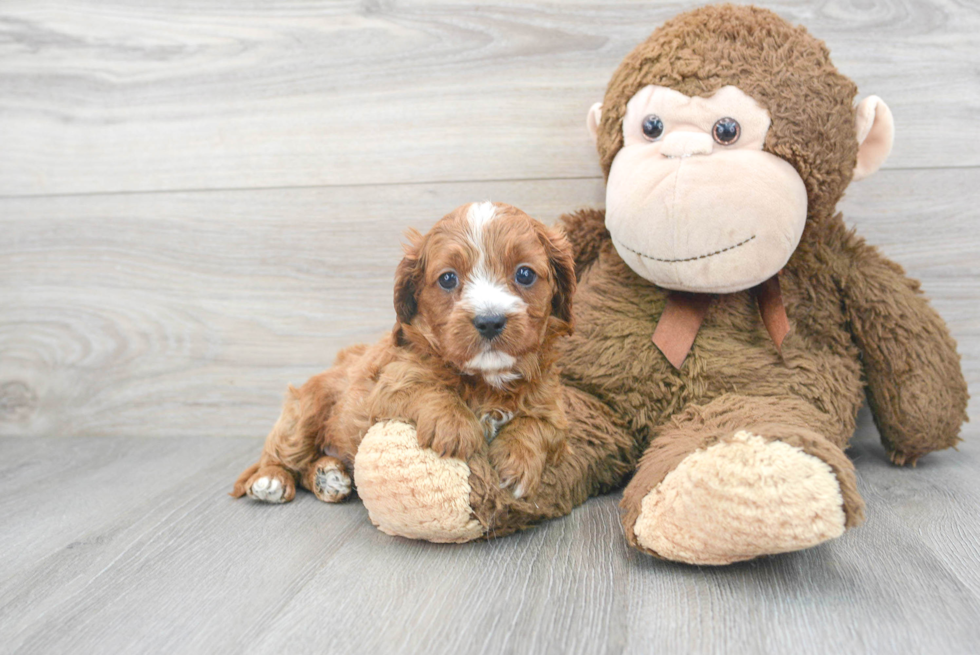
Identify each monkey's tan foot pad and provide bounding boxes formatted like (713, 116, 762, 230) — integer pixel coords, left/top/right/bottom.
(633, 431, 847, 565)
(354, 421, 483, 543)
(307, 456, 352, 503)
(246, 467, 296, 504)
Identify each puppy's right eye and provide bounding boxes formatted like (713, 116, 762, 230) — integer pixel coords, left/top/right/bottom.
(437, 271, 458, 290)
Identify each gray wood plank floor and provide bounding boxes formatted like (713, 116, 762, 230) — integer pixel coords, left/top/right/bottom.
(2, 0, 979, 653)
(2, 411, 980, 655)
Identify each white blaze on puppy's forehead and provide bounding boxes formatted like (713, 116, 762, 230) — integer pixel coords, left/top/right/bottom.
(466, 201, 497, 238)
(463, 276, 526, 316)
(465, 201, 499, 259)
(461, 200, 527, 316)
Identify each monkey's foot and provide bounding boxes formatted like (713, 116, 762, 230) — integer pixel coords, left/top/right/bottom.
(631, 431, 848, 565)
(354, 421, 483, 543)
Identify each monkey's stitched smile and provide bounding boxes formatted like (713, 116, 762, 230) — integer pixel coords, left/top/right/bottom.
(613, 234, 757, 263)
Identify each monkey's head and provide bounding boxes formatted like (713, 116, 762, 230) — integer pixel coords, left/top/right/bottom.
(589, 5, 894, 294)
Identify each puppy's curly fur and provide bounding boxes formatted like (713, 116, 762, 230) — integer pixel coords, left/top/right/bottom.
(232, 202, 576, 503)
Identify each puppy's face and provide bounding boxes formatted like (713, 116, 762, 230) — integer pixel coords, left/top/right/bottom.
(394, 202, 575, 386)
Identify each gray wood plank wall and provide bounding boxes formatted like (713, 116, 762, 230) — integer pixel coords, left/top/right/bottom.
(2, 0, 977, 439)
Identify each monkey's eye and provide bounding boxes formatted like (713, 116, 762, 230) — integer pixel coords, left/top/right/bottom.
(712, 117, 740, 145)
(437, 271, 458, 290)
(515, 266, 537, 287)
(641, 115, 664, 141)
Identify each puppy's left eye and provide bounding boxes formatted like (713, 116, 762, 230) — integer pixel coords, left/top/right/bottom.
(515, 266, 537, 287)
(437, 271, 458, 290)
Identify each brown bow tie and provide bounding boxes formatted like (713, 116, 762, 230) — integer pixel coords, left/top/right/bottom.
(651, 275, 790, 369)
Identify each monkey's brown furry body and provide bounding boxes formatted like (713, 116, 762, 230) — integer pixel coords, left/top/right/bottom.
(558, 205, 963, 548)
(353, 5, 968, 564)
(460, 205, 967, 550)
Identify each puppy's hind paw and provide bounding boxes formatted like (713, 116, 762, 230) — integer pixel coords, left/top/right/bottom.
(242, 466, 296, 504)
(249, 476, 285, 503)
(304, 456, 352, 503)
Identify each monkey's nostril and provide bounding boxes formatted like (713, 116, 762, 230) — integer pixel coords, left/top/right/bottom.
(473, 314, 507, 339)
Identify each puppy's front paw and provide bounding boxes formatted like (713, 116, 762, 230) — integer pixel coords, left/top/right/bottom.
(416, 412, 484, 460)
(489, 440, 545, 500)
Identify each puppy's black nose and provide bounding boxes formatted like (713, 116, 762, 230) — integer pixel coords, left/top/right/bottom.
(473, 314, 507, 339)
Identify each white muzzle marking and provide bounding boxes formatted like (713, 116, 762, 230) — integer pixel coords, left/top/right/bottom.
(460, 200, 523, 389)
(466, 350, 517, 371)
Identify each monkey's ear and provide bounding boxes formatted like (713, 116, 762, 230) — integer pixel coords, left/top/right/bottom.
(853, 96, 894, 181)
(393, 229, 424, 326)
(586, 102, 602, 144)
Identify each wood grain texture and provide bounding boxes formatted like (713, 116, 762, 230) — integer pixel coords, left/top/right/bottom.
(1, 425, 979, 655)
(0, 0, 978, 196)
(0, 178, 603, 438)
(2, 169, 978, 439)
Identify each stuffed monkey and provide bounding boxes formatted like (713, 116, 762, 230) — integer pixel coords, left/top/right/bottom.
(353, 4, 968, 565)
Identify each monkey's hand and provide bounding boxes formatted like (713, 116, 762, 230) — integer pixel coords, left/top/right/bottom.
(842, 235, 968, 465)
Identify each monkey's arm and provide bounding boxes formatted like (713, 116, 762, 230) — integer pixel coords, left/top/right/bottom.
(558, 208, 609, 276)
(841, 234, 968, 465)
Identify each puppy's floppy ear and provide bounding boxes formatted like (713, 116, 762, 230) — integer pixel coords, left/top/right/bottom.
(394, 228, 424, 326)
(539, 224, 576, 327)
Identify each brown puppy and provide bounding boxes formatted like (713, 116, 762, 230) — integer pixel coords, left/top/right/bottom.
(232, 201, 575, 504)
